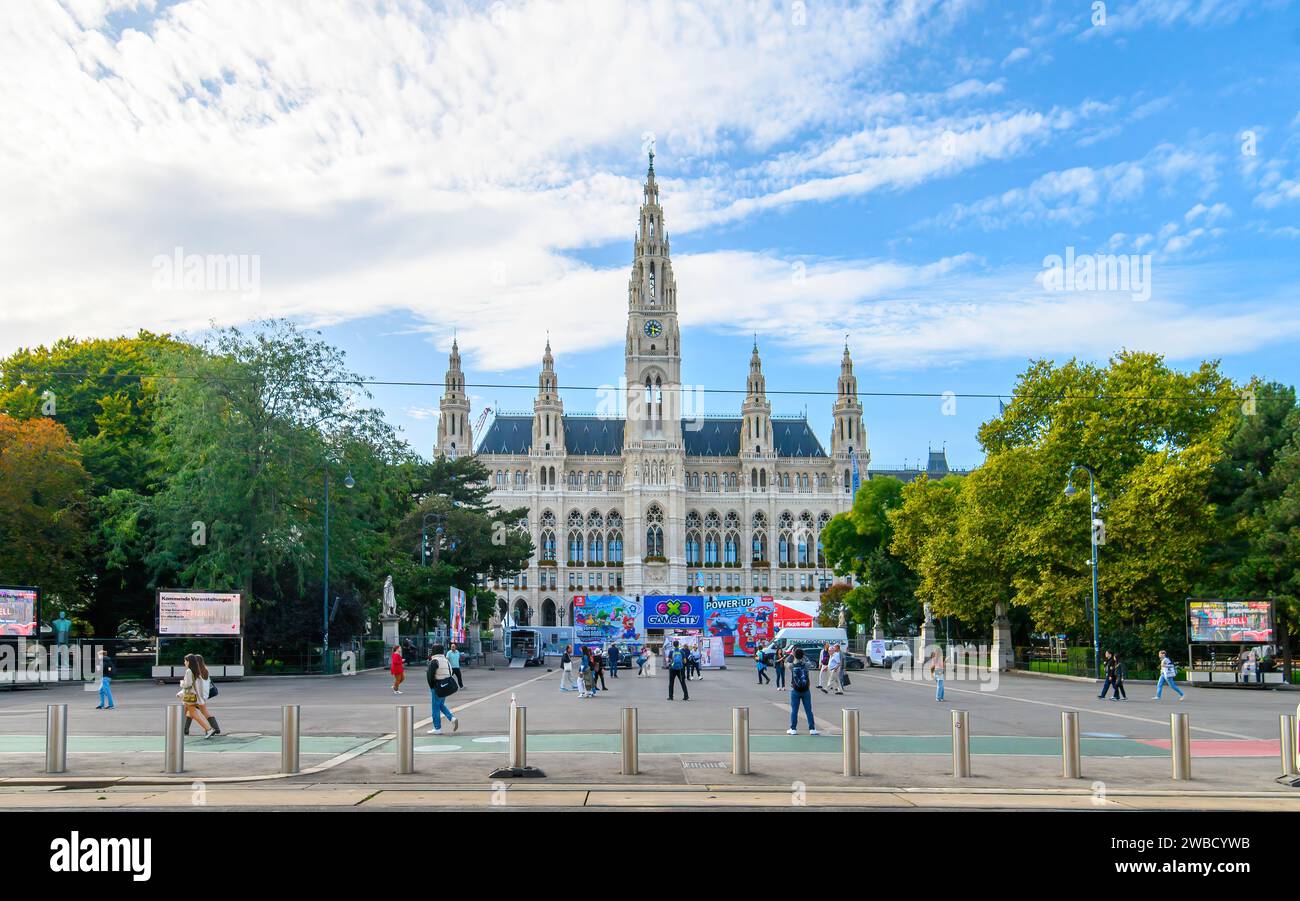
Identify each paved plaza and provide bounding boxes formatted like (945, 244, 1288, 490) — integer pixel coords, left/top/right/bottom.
(1, 662, 1297, 809)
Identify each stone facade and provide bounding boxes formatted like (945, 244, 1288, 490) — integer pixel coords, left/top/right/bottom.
(436, 156, 868, 626)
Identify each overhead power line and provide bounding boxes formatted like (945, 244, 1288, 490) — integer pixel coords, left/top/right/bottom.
(6, 368, 1248, 405)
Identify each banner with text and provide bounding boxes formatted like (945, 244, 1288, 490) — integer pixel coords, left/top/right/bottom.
(572, 595, 643, 651)
(0, 586, 39, 637)
(643, 594, 704, 630)
(450, 587, 467, 644)
(704, 595, 776, 657)
(157, 590, 242, 637)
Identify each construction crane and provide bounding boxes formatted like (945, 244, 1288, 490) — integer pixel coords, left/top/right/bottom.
(472, 405, 493, 439)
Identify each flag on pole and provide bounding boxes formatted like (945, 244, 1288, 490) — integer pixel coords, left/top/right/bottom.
(849, 447, 861, 498)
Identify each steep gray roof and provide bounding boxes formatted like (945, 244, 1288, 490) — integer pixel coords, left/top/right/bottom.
(476, 415, 827, 458)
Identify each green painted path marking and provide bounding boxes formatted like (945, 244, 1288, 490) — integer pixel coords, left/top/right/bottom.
(0, 735, 364, 754)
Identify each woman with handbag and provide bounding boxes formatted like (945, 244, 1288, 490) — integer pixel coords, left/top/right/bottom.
(426, 645, 460, 734)
(178, 654, 215, 738)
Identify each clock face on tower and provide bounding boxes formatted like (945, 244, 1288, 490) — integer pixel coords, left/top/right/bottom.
(643, 319, 663, 338)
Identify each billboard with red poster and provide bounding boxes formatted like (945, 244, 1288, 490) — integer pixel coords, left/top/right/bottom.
(773, 599, 817, 630)
(705, 595, 776, 656)
(0, 585, 39, 637)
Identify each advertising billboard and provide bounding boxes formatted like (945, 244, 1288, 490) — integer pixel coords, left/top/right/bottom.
(643, 594, 704, 630)
(449, 587, 467, 644)
(572, 595, 643, 651)
(1187, 598, 1274, 644)
(0, 586, 39, 637)
(157, 590, 242, 636)
(773, 599, 817, 630)
(705, 595, 776, 657)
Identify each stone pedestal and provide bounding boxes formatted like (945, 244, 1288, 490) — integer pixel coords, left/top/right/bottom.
(991, 610, 1014, 671)
(380, 613, 400, 651)
(871, 614, 884, 641)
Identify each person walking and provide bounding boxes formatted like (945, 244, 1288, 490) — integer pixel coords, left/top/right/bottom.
(755, 647, 770, 684)
(826, 644, 844, 695)
(666, 640, 690, 701)
(559, 645, 577, 692)
(817, 643, 831, 692)
(592, 647, 608, 691)
(191, 654, 221, 736)
(390, 645, 405, 694)
(608, 642, 621, 678)
(931, 649, 946, 701)
(95, 649, 116, 710)
(689, 646, 702, 680)
(1098, 651, 1117, 699)
(426, 645, 461, 733)
(1153, 650, 1185, 701)
(1112, 654, 1127, 700)
(178, 654, 214, 738)
(635, 646, 648, 677)
(785, 647, 819, 735)
(446, 643, 464, 689)
(579, 647, 596, 698)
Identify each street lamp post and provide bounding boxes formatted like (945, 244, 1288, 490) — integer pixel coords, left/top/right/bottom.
(324, 464, 356, 674)
(1065, 464, 1101, 679)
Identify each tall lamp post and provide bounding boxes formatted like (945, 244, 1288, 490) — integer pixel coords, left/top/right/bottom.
(324, 464, 356, 674)
(1064, 464, 1101, 678)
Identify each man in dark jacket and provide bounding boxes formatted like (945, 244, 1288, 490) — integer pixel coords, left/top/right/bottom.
(608, 643, 620, 678)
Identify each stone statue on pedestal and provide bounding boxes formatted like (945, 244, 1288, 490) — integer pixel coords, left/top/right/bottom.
(871, 608, 884, 640)
(991, 598, 1014, 671)
(380, 575, 400, 649)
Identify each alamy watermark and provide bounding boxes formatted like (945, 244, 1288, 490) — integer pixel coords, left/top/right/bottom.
(0, 640, 104, 684)
(1041, 247, 1152, 302)
(152, 246, 260, 301)
(891, 643, 1001, 692)
(595, 376, 707, 431)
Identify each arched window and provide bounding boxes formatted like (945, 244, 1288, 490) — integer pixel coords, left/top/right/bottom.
(760, 469, 767, 489)
(844, 469, 851, 493)
(751, 468, 758, 489)
(567, 510, 584, 563)
(645, 504, 664, 558)
(817, 511, 830, 566)
(751, 511, 768, 562)
(607, 511, 624, 564)
(540, 510, 557, 561)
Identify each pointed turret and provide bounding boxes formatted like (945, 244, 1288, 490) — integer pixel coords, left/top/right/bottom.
(741, 337, 772, 458)
(435, 336, 472, 458)
(532, 337, 565, 455)
(831, 340, 867, 463)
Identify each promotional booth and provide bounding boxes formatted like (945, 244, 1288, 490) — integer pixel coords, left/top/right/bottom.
(1185, 597, 1283, 686)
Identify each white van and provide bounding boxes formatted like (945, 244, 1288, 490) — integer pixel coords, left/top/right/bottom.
(769, 627, 850, 655)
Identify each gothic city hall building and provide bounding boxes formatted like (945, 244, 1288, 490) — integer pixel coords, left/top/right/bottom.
(435, 157, 868, 628)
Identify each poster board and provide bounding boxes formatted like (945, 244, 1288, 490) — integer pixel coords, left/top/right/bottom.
(157, 590, 242, 636)
(449, 587, 467, 644)
(572, 594, 643, 652)
(705, 595, 776, 656)
(0, 585, 39, 637)
(1187, 598, 1274, 644)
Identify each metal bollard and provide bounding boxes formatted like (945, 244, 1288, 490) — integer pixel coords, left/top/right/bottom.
(1061, 710, 1081, 779)
(952, 709, 970, 778)
(1280, 714, 1297, 777)
(1170, 712, 1192, 781)
(281, 705, 300, 774)
(620, 707, 639, 775)
(397, 705, 415, 774)
(509, 704, 527, 769)
(164, 704, 185, 774)
(732, 707, 751, 775)
(842, 708, 861, 777)
(45, 704, 67, 774)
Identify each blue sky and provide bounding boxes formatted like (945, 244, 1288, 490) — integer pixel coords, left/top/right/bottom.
(3, 0, 1298, 468)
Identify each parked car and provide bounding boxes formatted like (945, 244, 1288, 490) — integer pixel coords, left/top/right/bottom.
(867, 640, 913, 668)
(843, 651, 866, 671)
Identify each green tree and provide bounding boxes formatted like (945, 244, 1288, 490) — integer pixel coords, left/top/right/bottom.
(0, 414, 90, 605)
(822, 476, 920, 634)
(892, 352, 1237, 656)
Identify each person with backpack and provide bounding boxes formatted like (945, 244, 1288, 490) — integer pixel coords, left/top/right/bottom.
(426, 644, 460, 733)
(1153, 650, 1185, 701)
(786, 647, 819, 735)
(390, 645, 405, 695)
(94, 649, 116, 710)
(755, 646, 770, 684)
(667, 640, 689, 701)
(577, 647, 594, 698)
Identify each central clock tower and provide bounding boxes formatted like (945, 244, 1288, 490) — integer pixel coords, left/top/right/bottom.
(624, 150, 683, 449)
